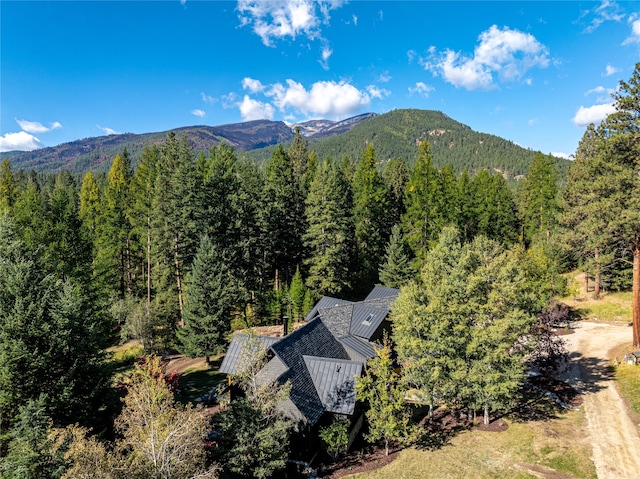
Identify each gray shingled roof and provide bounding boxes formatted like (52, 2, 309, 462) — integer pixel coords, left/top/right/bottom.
(318, 303, 354, 338)
(255, 356, 289, 387)
(338, 335, 377, 362)
(303, 356, 362, 415)
(365, 285, 400, 301)
(219, 334, 280, 375)
(304, 296, 352, 322)
(271, 318, 350, 425)
(349, 303, 390, 340)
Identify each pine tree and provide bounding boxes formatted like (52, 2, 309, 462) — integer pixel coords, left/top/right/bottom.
(78, 171, 101, 239)
(559, 63, 640, 346)
(179, 235, 237, 364)
(0, 158, 17, 212)
(353, 144, 389, 289)
(471, 170, 519, 244)
(97, 151, 134, 297)
(401, 140, 439, 264)
(128, 145, 160, 307)
(382, 157, 409, 233)
(520, 152, 560, 246)
(303, 159, 355, 296)
(379, 224, 414, 288)
(288, 266, 307, 321)
(263, 144, 304, 289)
(0, 214, 110, 429)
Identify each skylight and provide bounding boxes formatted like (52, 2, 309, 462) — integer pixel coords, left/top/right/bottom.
(362, 313, 374, 325)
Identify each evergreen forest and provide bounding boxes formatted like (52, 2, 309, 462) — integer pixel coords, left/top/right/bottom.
(0, 63, 639, 479)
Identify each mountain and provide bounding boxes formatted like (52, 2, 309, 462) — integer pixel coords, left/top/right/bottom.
(246, 109, 570, 180)
(292, 113, 378, 139)
(2, 115, 373, 173)
(2, 109, 570, 179)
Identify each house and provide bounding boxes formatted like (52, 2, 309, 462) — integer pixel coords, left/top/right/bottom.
(218, 285, 400, 428)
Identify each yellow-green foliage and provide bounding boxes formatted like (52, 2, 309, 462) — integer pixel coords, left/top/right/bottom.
(108, 341, 143, 367)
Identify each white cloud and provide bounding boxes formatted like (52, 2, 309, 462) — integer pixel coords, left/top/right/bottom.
(242, 77, 266, 93)
(623, 15, 640, 45)
(201, 92, 216, 104)
(237, 0, 345, 46)
(222, 92, 239, 109)
(528, 118, 538, 126)
(15, 118, 62, 134)
(239, 95, 275, 121)
(424, 25, 549, 91)
(583, 0, 624, 33)
(604, 64, 620, 76)
(0, 131, 44, 152)
(352, 14, 358, 26)
(551, 152, 573, 160)
(378, 71, 391, 83)
(585, 85, 607, 96)
(97, 125, 119, 135)
(572, 103, 616, 127)
(584, 85, 615, 103)
(266, 79, 373, 119)
(319, 45, 333, 70)
(191, 109, 206, 118)
(408, 82, 435, 98)
(366, 85, 390, 99)
(407, 49, 417, 63)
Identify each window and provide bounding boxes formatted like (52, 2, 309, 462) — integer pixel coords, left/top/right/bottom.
(362, 313, 374, 325)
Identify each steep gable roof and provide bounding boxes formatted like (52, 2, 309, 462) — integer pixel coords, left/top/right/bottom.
(303, 356, 362, 415)
(364, 285, 400, 301)
(270, 318, 350, 425)
(219, 334, 280, 375)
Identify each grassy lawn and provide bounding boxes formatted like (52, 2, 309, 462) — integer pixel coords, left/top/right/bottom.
(347, 410, 596, 479)
(615, 363, 640, 416)
(175, 356, 226, 404)
(609, 342, 640, 417)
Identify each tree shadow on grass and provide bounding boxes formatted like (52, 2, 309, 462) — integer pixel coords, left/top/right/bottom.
(413, 408, 473, 451)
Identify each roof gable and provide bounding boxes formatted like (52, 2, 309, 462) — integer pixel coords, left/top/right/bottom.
(364, 285, 400, 301)
(270, 318, 351, 424)
(303, 356, 362, 415)
(219, 334, 280, 375)
(304, 295, 353, 323)
(349, 303, 390, 340)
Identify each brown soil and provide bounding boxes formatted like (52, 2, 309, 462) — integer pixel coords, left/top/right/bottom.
(163, 354, 207, 374)
(320, 446, 400, 478)
(475, 418, 509, 432)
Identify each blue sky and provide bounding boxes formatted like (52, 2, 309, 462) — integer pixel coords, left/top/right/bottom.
(2, 1, 640, 158)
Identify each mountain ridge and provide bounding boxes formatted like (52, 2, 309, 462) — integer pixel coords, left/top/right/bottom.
(2, 109, 570, 178)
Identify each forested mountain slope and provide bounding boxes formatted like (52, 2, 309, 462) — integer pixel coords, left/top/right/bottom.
(246, 109, 570, 179)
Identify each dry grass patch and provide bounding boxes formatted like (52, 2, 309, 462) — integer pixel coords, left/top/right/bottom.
(560, 272, 632, 324)
(345, 410, 595, 479)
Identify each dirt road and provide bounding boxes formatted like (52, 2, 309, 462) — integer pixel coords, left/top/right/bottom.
(561, 321, 640, 479)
